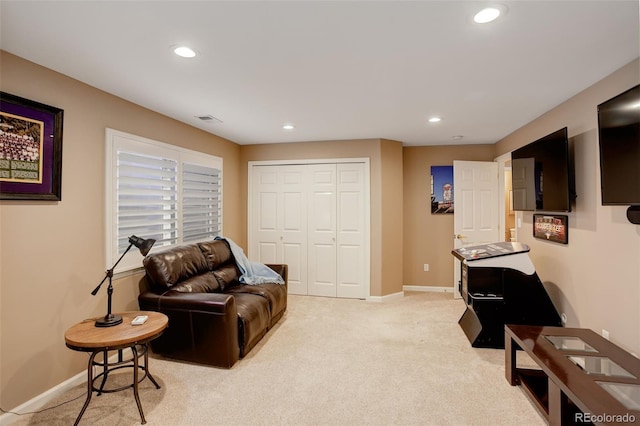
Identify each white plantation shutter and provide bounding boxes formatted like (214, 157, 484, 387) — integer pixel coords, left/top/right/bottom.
(117, 152, 178, 252)
(106, 129, 223, 272)
(182, 163, 222, 243)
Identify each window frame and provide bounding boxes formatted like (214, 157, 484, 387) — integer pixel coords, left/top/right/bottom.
(105, 128, 223, 273)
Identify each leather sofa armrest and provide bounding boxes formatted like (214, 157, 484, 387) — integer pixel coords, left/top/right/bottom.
(140, 290, 235, 314)
(138, 285, 240, 368)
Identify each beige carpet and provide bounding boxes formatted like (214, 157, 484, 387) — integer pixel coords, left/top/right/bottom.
(11, 292, 544, 426)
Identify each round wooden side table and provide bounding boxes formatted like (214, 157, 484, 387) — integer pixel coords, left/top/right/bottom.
(64, 311, 168, 425)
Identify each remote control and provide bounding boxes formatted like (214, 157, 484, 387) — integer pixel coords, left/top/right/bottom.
(131, 315, 148, 325)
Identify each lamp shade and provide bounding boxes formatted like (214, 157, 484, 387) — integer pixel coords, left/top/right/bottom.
(128, 235, 156, 256)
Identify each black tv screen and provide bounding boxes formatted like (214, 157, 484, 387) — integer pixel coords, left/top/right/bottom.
(598, 84, 640, 206)
(511, 127, 575, 212)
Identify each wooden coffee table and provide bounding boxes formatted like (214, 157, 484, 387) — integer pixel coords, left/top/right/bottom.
(65, 311, 168, 425)
(505, 324, 640, 425)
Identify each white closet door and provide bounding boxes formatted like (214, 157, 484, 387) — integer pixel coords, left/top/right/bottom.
(280, 166, 307, 295)
(307, 164, 337, 297)
(252, 166, 279, 263)
(250, 161, 367, 299)
(252, 165, 307, 295)
(336, 163, 366, 299)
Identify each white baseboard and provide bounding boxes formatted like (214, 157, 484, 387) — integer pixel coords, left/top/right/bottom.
(367, 286, 454, 302)
(0, 350, 132, 425)
(403, 285, 454, 293)
(0, 369, 86, 425)
(367, 291, 404, 302)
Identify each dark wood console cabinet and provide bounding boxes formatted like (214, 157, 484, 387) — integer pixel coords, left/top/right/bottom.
(505, 325, 640, 425)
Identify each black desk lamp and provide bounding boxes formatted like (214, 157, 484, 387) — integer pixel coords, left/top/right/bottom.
(91, 235, 156, 327)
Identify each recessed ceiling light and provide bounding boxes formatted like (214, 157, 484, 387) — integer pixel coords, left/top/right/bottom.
(173, 46, 197, 58)
(452, 135, 464, 140)
(428, 117, 442, 123)
(282, 123, 295, 130)
(474, 8, 500, 24)
(473, 3, 509, 24)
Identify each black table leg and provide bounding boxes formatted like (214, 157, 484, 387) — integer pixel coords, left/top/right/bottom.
(74, 351, 98, 426)
(96, 349, 109, 395)
(142, 344, 161, 389)
(131, 345, 146, 424)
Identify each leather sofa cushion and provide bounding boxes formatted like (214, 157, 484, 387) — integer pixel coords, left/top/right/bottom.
(143, 244, 210, 291)
(212, 264, 240, 291)
(171, 273, 220, 293)
(198, 240, 234, 269)
(199, 240, 240, 290)
(226, 283, 287, 319)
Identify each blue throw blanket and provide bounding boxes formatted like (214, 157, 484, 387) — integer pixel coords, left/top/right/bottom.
(215, 237, 285, 285)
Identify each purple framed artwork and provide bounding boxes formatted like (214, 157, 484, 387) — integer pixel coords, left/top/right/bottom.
(0, 92, 63, 200)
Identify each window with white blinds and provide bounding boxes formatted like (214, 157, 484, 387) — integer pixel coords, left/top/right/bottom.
(106, 129, 223, 273)
(182, 162, 222, 243)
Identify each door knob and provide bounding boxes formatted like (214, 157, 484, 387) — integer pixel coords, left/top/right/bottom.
(454, 234, 467, 239)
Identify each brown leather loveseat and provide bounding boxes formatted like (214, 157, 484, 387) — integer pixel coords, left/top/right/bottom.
(138, 238, 287, 368)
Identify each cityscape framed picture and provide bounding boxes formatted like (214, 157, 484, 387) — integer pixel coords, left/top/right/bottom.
(430, 165, 453, 214)
(0, 92, 64, 200)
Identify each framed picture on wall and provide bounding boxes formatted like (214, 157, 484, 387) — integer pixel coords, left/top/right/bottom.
(533, 214, 568, 244)
(0, 92, 64, 200)
(430, 165, 454, 214)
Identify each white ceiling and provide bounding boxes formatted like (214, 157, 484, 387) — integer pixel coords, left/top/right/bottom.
(1, 1, 638, 146)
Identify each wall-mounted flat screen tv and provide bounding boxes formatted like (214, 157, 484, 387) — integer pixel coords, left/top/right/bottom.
(597, 84, 640, 206)
(511, 127, 575, 212)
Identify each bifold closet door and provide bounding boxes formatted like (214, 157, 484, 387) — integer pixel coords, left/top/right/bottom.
(251, 162, 366, 299)
(307, 164, 337, 297)
(252, 165, 307, 295)
(335, 163, 366, 299)
(306, 163, 366, 298)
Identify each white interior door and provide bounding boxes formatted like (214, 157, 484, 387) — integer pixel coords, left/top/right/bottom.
(453, 160, 501, 298)
(250, 160, 369, 299)
(336, 163, 366, 299)
(252, 165, 307, 295)
(252, 166, 279, 263)
(281, 166, 307, 295)
(308, 164, 337, 297)
(306, 163, 366, 298)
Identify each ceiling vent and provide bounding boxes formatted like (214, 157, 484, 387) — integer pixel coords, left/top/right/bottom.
(195, 115, 223, 124)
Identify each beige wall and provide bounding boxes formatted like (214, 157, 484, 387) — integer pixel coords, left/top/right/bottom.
(379, 139, 404, 295)
(402, 145, 495, 287)
(0, 52, 242, 410)
(239, 138, 405, 297)
(495, 58, 640, 355)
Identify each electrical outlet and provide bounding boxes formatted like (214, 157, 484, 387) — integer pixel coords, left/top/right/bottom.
(602, 329, 610, 340)
(423, 263, 429, 272)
